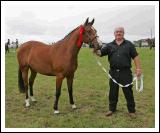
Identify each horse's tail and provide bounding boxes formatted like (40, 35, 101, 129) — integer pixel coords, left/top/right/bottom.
(18, 68, 25, 93)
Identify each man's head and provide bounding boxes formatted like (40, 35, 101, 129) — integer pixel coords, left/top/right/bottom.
(114, 27, 125, 41)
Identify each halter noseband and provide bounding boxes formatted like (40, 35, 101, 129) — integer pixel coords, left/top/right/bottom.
(89, 35, 99, 43)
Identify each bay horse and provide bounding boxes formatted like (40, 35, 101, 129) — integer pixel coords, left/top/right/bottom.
(17, 18, 102, 114)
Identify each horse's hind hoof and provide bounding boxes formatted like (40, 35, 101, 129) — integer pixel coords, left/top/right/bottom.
(25, 103, 30, 108)
(30, 96, 37, 102)
(25, 99, 30, 107)
(71, 104, 77, 110)
(54, 110, 60, 114)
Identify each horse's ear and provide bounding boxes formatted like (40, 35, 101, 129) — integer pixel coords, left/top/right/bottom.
(90, 18, 95, 26)
(84, 17, 89, 26)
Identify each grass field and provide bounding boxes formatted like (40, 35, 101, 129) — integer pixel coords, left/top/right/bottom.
(5, 48, 155, 128)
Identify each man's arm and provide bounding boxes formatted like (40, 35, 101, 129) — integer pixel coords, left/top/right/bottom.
(133, 55, 142, 77)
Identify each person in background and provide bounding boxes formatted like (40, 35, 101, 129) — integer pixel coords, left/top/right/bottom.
(15, 39, 19, 49)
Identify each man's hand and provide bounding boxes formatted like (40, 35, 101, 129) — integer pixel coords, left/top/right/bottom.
(93, 49, 101, 56)
(134, 56, 142, 77)
(135, 69, 142, 77)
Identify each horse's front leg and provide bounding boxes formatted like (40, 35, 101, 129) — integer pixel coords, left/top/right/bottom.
(67, 74, 77, 109)
(53, 74, 64, 114)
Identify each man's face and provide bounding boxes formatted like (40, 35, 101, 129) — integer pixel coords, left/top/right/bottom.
(114, 28, 124, 41)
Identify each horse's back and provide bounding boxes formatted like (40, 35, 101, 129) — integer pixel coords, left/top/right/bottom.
(17, 41, 57, 75)
(17, 41, 49, 66)
(19, 40, 48, 49)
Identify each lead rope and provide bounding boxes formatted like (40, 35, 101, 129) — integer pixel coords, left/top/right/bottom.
(94, 55, 143, 92)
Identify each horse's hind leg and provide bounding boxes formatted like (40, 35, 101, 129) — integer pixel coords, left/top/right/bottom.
(29, 69, 37, 102)
(21, 67, 30, 107)
(53, 74, 64, 114)
(67, 74, 76, 109)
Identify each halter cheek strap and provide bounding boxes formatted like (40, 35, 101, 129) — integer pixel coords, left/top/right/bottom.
(77, 25, 85, 48)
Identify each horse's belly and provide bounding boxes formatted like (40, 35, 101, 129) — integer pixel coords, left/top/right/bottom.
(38, 69, 56, 76)
(29, 60, 56, 76)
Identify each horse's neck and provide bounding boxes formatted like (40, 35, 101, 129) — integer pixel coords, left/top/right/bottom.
(65, 29, 81, 57)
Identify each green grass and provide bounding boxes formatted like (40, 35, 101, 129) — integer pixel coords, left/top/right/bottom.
(5, 48, 155, 128)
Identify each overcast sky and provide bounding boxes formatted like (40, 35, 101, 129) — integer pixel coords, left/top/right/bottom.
(5, 2, 156, 44)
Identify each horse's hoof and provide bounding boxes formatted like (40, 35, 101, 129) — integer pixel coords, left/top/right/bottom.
(25, 104, 30, 107)
(25, 99, 30, 107)
(54, 110, 60, 114)
(71, 104, 77, 109)
(30, 96, 37, 102)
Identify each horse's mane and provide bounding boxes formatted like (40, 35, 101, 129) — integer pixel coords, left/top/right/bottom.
(56, 26, 80, 43)
(63, 26, 80, 40)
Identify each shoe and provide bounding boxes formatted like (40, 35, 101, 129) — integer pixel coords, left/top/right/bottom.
(105, 111, 113, 116)
(128, 113, 136, 118)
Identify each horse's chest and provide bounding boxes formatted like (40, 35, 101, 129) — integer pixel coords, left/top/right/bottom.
(67, 62, 77, 71)
(53, 56, 78, 76)
(65, 60, 78, 74)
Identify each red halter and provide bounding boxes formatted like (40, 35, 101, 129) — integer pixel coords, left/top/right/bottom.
(77, 25, 85, 48)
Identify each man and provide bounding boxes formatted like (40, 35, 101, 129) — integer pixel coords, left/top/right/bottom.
(94, 27, 142, 117)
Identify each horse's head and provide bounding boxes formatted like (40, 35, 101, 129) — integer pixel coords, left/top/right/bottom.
(82, 18, 102, 50)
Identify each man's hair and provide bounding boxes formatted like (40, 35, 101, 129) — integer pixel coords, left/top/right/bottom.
(114, 27, 125, 34)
